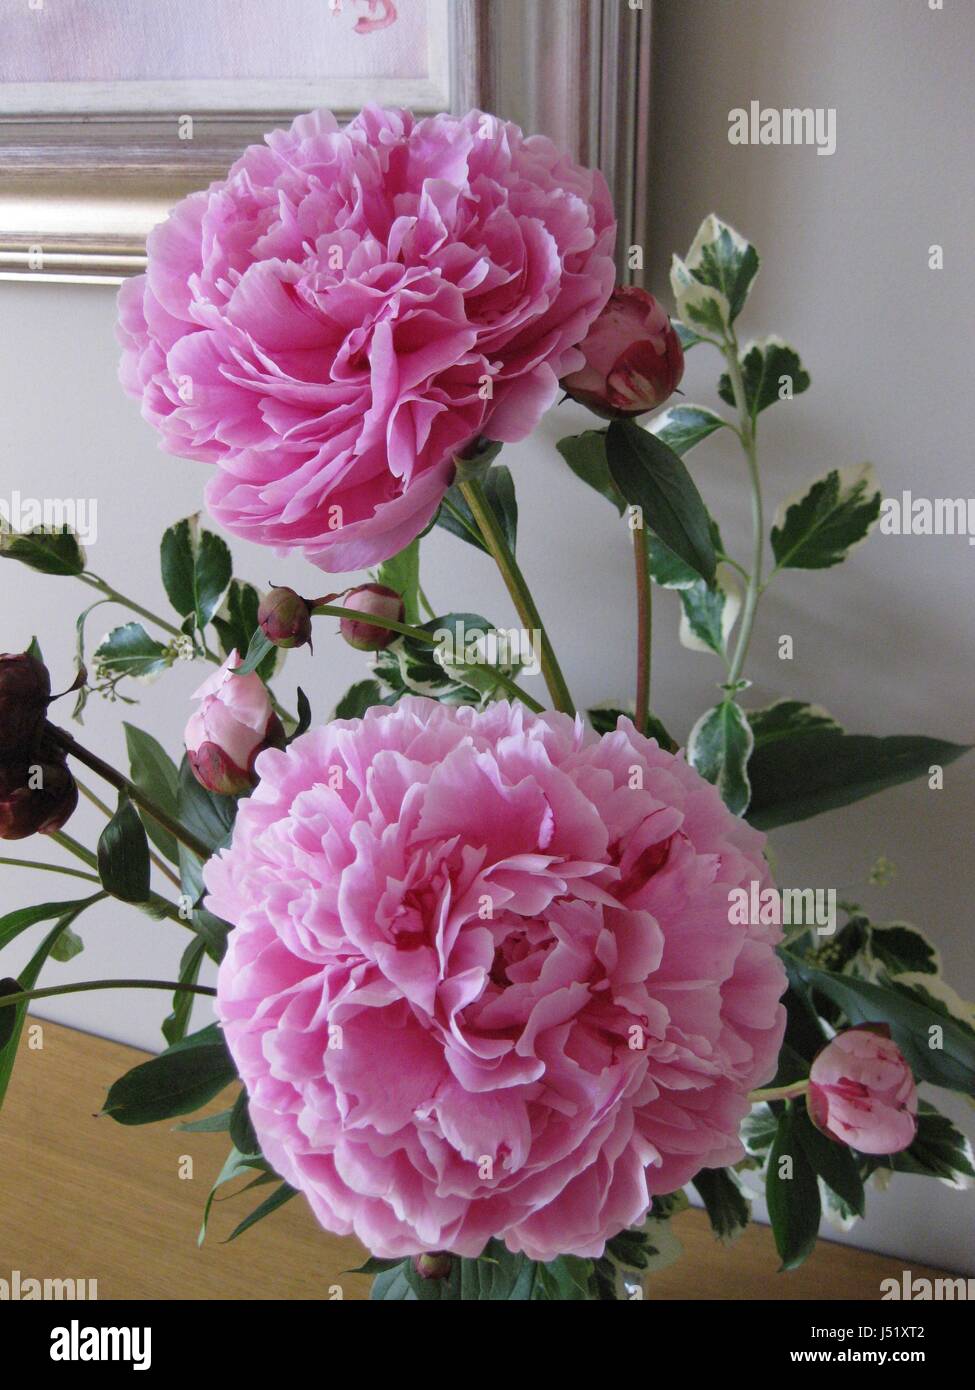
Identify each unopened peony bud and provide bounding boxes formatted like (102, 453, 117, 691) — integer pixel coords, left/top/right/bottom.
(561, 285, 684, 419)
(412, 1252, 452, 1281)
(258, 586, 313, 650)
(0, 651, 51, 754)
(808, 1025, 917, 1155)
(0, 756, 78, 840)
(185, 652, 284, 796)
(339, 584, 404, 651)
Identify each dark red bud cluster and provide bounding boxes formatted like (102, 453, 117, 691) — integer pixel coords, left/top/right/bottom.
(0, 652, 77, 840)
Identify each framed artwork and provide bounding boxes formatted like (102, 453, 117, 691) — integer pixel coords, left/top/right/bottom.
(0, 0, 650, 283)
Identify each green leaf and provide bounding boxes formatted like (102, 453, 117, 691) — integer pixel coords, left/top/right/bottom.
(678, 571, 741, 657)
(605, 418, 717, 583)
(0, 897, 100, 953)
(787, 957, 975, 1092)
(438, 465, 519, 551)
(770, 465, 882, 571)
(235, 627, 274, 676)
(882, 1102, 975, 1188)
(867, 922, 939, 979)
(371, 1263, 416, 1300)
(229, 1088, 259, 1158)
(0, 525, 86, 576)
(688, 699, 754, 815)
(718, 337, 810, 418)
(374, 613, 520, 707)
(176, 1107, 234, 1134)
(673, 320, 705, 351)
(747, 727, 969, 830)
(377, 538, 422, 626)
(533, 1255, 595, 1301)
(748, 699, 841, 749)
(766, 1106, 822, 1270)
(160, 515, 232, 633)
(0, 899, 103, 1110)
(556, 430, 625, 515)
(103, 1022, 238, 1126)
(648, 404, 728, 458)
(287, 688, 312, 745)
(48, 924, 84, 963)
(794, 1107, 866, 1217)
(587, 704, 631, 736)
(162, 934, 207, 1046)
(197, 1145, 269, 1245)
(212, 581, 279, 682)
(97, 794, 151, 904)
(123, 723, 180, 864)
(225, 1181, 297, 1242)
(671, 215, 759, 331)
(176, 756, 237, 852)
(93, 622, 170, 681)
(692, 1168, 751, 1244)
(742, 1103, 779, 1158)
(333, 680, 384, 720)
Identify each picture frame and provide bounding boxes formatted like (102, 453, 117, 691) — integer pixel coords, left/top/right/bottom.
(0, 0, 650, 285)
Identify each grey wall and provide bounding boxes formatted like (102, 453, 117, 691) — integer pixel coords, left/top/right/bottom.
(0, 0, 971, 1273)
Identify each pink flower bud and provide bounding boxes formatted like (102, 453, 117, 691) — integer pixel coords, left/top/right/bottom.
(0, 651, 51, 754)
(0, 755, 78, 840)
(807, 1025, 918, 1155)
(561, 285, 684, 419)
(185, 652, 283, 796)
(339, 584, 405, 651)
(258, 586, 313, 650)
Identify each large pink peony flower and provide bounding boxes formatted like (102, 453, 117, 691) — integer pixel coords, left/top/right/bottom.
(118, 107, 616, 571)
(207, 697, 785, 1260)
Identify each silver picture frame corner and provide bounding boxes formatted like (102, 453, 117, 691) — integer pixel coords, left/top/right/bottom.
(0, 0, 649, 286)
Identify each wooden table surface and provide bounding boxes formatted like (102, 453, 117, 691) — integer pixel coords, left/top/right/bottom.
(0, 1018, 948, 1301)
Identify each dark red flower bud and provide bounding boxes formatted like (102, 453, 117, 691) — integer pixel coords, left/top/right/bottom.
(561, 285, 684, 419)
(412, 1252, 452, 1281)
(0, 651, 51, 755)
(258, 587, 314, 650)
(339, 584, 405, 651)
(0, 755, 78, 840)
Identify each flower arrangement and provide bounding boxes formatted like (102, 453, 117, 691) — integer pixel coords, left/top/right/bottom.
(1, 107, 972, 1302)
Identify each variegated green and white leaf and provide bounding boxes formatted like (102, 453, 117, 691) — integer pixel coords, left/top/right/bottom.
(742, 1102, 778, 1159)
(670, 255, 729, 336)
(675, 215, 760, 329)
(747, 699, 841, 748)
(892, 973, 975, 1038)
(679, 568, 742, 657)
(771, 464, 882, 571)
(884, 1103, 975, 1190)
(718, 336, 810, 418)
(648, 404, 728, 458)
(94, 622, 172, 682)
(860, 921, 941, 982)
(688, 698, 754, 815)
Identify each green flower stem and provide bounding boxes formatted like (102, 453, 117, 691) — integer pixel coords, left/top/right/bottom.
(723, 330, 764, 687)
(311, 603, 546, 714)
(80, 573, 220, 662)
(48, 728, 212, 861)
(76, 778, 181, 889)
(50, 829, 98, 870)
(633, 524, 652, 733)
(748, 1079, 810, 1104)
(0, 856, 100, 884)
(457, 478, 575, 716)
(0, 978, 217, 1012)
